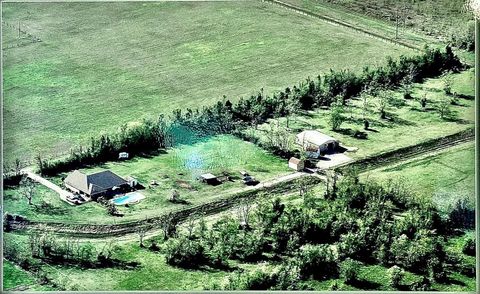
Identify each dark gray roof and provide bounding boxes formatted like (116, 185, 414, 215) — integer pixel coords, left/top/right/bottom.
(65, 170, 127, 195)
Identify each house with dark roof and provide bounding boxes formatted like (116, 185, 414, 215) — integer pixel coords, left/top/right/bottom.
(64, 170, 129, 199)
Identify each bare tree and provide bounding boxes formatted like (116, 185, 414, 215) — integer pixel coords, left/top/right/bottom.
(438, 96, 451, 119)
(137, 226, 150, 247)
(186, 217, 196, 239)
(377, 90, 390, 119)
(285, 96, 301, 129)
(20, 176, 35, 205)
(14, 158, 22, 176)
(237, 201, 252, 228)
(442, 73, 454, 95)
(159, 215, 177, 240)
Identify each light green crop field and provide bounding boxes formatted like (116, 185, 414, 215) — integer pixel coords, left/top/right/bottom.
(249, 69, 474, 159)
(2, 1, 414, 163)
(3, 135, 290, 223)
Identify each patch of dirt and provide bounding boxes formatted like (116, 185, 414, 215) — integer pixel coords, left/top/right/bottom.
(175, 180, 194, 190)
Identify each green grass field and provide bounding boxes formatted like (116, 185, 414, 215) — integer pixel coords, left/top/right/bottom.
(361, 142, 475, 209)
(4, 135, 290, 223)
(2, 1, 414, 163)
(3, 260, 35, 290)
(248, 69, 474, 159)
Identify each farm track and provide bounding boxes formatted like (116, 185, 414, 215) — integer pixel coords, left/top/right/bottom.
(5, 128, 474, 238)
(262, 0, 421, 51)
(336, 128, 475, 173)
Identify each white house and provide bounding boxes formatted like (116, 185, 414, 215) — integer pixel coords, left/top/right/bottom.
(296, 130, 339, 158)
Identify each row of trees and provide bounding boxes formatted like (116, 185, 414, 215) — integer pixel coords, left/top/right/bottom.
(28, 46, 463, 177)
(159, 173, 468, 290)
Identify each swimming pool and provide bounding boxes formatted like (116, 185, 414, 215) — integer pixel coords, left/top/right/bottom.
(112, 192, 145, 205)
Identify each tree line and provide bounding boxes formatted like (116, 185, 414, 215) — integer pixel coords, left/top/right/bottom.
(21, 46, 463, 177)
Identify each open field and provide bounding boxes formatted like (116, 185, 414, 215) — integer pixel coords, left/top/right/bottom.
(248, 69, 474, 159)
(4, 135, 290, 223)
(2, 1, 413, 163)
(361, 142, 475, 209)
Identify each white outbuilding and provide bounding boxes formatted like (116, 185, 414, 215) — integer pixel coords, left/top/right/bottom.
(288, 157, 305, 171)
(296, 130, 339, 158)
(118, 152, 129, 160)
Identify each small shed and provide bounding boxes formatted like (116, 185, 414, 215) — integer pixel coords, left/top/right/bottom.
(125, 176, 138, 188)
(119, 152, 129, 160)
(199, 173, 220, 185)
(289, 157, 305, 171)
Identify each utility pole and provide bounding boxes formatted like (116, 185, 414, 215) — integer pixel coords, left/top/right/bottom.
(18, 20, 21, 39)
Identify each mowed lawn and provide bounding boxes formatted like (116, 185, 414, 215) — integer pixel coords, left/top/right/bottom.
(4, 135, 291, 223)
(2, 1, 413, 162)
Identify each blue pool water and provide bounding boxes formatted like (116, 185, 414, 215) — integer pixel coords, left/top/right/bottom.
(112, 192, 145, 205)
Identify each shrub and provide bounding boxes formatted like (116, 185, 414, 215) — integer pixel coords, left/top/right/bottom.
(164, 237, 210, 268)
(448, 197, 475, 229)
(387, 265, 404, 289)
(353, 129, 368, 139)
(462, 238, 475, 256)
(294, 244, 338, 280)
(223, 263, 307, 291)
(339, 258, 361, 284)
(410, 276, 432, 291)
(223, 268, 277, 290)
(389, 233, 446, 276)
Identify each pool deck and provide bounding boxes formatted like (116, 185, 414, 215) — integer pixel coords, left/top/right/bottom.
(112, 192, 146, 205)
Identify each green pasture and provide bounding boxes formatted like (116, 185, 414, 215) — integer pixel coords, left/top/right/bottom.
(249, 69, 474, 159)
(2, 1, 413, 163)
(3, 135, 290, 223)
(361, 142, 475, 209)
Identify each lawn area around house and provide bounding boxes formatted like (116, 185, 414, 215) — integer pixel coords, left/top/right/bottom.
(4, 135, 291, 223)
(248, 69, 474, 160)
(2, 1, 414, 163)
